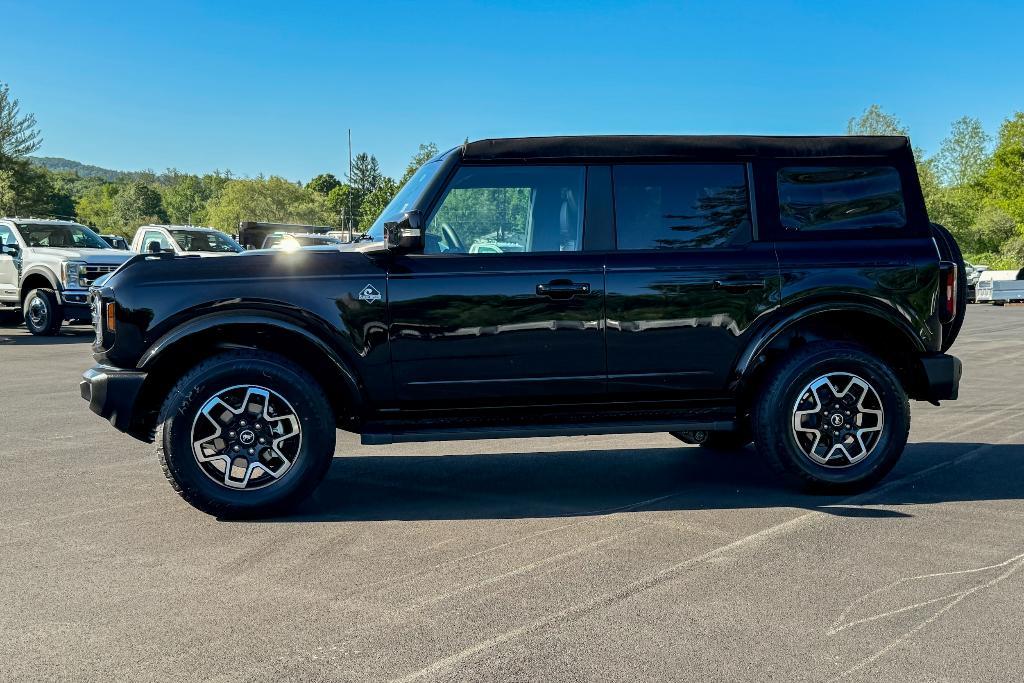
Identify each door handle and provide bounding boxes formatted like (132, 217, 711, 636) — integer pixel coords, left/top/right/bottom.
(537, 281, 591, 299)
(713, 279, 766, 292)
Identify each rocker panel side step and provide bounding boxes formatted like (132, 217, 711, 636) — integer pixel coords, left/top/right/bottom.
(360, 419, 735, 446)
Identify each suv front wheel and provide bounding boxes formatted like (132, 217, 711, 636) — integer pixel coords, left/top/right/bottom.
(155, 350, 336, 518)
(753, 342, 909, 493)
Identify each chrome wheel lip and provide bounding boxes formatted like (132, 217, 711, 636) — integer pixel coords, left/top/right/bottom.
(791, 372, 884, 469)
(190, 384, 302, 491)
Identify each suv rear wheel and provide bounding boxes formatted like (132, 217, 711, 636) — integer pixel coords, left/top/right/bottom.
(23, 288, 63, 336)
(155, 349, 336, 518)
(753, 342, 909, 492)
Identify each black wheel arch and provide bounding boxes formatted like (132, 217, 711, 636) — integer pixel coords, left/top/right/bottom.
(129, 312, 365, 442)
(734, 302, 933, 404)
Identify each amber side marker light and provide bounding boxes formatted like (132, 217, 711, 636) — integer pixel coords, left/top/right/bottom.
(104, 302, 117, 333)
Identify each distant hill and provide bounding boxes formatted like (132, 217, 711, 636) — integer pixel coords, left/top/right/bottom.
(29, 156, 127, 182)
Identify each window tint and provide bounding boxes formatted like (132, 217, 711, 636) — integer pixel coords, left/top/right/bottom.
(0, 225, 14, 247)
(425, 166, 584, 254)
(777, 166, 905, 232)
(613, 164, 751, 250)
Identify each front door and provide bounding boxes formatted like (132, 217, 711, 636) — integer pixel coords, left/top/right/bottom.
(0, 225, 20, 305)
(388, 164, 606, 407)
(603, 163, 781, 399)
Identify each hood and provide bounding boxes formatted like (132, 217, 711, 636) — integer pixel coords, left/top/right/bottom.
(30, 247, 134, 264)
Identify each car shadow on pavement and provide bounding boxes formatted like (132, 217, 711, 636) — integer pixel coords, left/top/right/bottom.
(0, 327, 93, 345)
(267, 441, 1024, 523)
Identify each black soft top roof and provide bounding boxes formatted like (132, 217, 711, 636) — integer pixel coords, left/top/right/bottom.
(461, 135, 912, 163)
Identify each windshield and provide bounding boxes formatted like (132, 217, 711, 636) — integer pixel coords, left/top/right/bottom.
(366, 158, 444, 241)
(17, 223, 110, 249)
(169, 230, 243, 253)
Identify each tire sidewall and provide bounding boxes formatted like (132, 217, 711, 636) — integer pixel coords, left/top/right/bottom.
(160, 355, 334, 515)
(23, 288, 60, 335)
(767, 347, 908, 487)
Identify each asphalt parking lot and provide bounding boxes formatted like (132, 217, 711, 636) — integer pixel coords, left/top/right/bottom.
(1, 306, 1023, 682)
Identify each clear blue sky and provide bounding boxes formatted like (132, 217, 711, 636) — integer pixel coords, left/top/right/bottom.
(4, 0, 1022, 182)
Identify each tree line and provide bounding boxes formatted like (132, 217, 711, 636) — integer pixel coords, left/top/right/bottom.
(2, 81, 1023, 267)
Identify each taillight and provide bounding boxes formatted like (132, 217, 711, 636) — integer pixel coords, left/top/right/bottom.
(939, 261, 957, 323)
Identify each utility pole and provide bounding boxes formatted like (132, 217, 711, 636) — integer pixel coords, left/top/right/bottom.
(347, 129, 354, 232)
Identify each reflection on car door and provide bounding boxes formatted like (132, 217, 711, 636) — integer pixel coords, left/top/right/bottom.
(388, 165, 607, 407)
(604, 163, 781, 399)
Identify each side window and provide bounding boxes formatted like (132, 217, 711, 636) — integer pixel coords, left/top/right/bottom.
(425, 166, 584, 254)
(0, 225, 14, 247)
(143, 230, 171, 252)
(777, 166, 905, 232)
(613, 164, 751, 250)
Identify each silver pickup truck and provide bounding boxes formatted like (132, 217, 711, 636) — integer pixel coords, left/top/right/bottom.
(0, 218, 133, 335)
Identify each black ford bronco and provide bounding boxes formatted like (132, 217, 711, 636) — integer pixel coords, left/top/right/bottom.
(81, 136, 964, 517)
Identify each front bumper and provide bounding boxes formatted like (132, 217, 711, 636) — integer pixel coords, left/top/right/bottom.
(80, 365, 147, 432)
(918, 353, 962, 402)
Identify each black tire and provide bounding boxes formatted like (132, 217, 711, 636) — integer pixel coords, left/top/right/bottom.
(22, 288, 63, 336)
(930, 223, 967, 352)
(155, 349, 336, 518)
(753, 342, 909, 493)
(669, 430, 751, 451)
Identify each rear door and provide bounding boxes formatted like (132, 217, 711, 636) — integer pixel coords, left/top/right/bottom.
(388, 164, 606, 407)
(604, 163, 781, 399)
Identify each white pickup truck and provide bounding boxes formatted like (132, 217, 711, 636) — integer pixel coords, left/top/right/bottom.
(976, 268, 1024, 305)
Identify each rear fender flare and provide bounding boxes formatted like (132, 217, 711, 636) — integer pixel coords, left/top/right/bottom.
(733, 301, 926, 386)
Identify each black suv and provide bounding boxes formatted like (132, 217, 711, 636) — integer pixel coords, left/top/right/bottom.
(81, 136, 964, 517)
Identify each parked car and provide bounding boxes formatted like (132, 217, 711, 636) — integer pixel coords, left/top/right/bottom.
(81, 135, 964, 517)
(131, 225, 243, 256)
(975, 268, 1024, 305)
(0, 218, 133, 335)
(237, 222, 334, 250)
(100, 234, 130, 250)
(261, 233, 347, 250)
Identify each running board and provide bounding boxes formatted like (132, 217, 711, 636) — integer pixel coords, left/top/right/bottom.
(360, 419, 734, 446)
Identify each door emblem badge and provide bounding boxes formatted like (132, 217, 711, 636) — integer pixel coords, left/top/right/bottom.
(358, 284, 382, 303)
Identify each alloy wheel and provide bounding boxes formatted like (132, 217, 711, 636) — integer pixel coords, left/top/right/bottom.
(791, 373, 884, 468)
(191, 385, 302, 490)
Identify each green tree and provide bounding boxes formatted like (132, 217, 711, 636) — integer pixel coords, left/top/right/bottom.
(323, 183, 357, 226)
(205, 176, 323, 233)
(163, 174, 210, 224)
(0, 82, 42, 160)
(111, 181, 167, 233)
(935, 116, 990, 187)
(983, 112, 1024, 227)
(400, 142, 439, 185)
(307, 172, 342, 196)
(76, 183, 122, 232)
(358, 176, 398, 229)
(348, 152, 382, 196)
(847, 104, 908, 136)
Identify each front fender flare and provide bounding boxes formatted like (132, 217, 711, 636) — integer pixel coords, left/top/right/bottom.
(137, 310, 363, 404)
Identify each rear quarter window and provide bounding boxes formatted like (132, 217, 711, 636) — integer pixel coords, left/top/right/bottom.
(777, 166, 905, 232)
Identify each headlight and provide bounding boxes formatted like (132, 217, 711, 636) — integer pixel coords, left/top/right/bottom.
(61, 261, 86, 288)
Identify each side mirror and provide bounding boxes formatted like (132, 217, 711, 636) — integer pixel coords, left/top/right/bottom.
(384, 211, 424, 252)
(1, 243, 19, 256)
